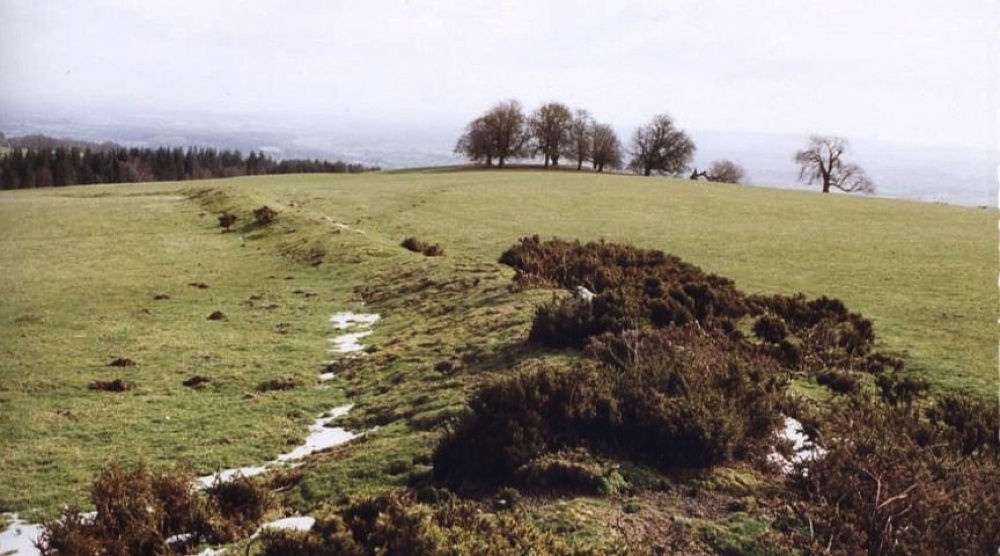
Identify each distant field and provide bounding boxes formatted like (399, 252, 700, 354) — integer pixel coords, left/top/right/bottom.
(0, 169, 995, 520)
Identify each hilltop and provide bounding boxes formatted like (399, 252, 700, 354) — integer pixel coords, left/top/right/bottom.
(0, 169, 995, 553)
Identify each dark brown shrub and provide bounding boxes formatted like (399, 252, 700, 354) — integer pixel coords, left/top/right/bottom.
(815, 369, 861, 395)
(256, 492, 575, 556)
(876, 373, 929, 407)
(752, 314, 789, 343)
(252, 205, 278, 225)
(204, 475, 272, 536)
(38, 463, 267, 555)
(218, 212, 237, 232)
(792, 403, 1000, 555)
(501, 238, 771, 350)
(925, 395, 999, 456)
(434, 327, 786, 485)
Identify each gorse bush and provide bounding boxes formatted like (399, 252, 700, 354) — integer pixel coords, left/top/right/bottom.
(433, 326, 787, 485)
(257, 491, 578, 556)
(502, 237, 897, 384)
(38, 463, 272, 555)
(791, 400, 1000, 555)
(501, 237, 746, 342)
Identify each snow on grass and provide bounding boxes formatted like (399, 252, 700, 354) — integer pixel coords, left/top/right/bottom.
(0, 514, 44, 556)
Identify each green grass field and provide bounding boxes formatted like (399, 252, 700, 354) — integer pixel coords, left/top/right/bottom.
(1, 169, 995, 529)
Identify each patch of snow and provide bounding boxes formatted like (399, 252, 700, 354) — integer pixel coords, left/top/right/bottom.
(256, 516, 315, 534)
(768, 416, 827, 474)
(195, 466, 269, 489)
(0, 514, 44, 556)
(330, 331, 372, 354)
(276, 405, 355, 462)
(196, 548, 226, 556)
(330, 312, 380, 330)
(319, 372, 336, 382)
(574, 285, 595, 302)
(165, 532, 195, 546)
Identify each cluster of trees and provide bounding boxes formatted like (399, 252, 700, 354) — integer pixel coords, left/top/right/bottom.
(456, 100, 875, 193)
(454, 99, 740, 181)
(0, 145, 376, 190)
(454, 100, 626, 173)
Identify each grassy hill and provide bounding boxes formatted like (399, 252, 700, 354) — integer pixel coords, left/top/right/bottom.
(0, 169, 995, 551)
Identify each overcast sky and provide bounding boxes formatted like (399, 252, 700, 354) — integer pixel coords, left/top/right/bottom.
(0, 0, 995, 149)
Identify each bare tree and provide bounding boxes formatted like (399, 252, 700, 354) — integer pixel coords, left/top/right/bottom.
(568, 109, 593, 171)
(706, 159, 746, 184)
(455, 100, 530, 168)
(794, 135, 874, 194)
(529, 102, 573, 168)
(628, 114, 695, 177)
(454, 117, 495, 166)
(591, 123, 623, 173)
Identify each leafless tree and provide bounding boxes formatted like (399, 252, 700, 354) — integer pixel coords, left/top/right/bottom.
(529, 102, 573, 167)
(454, 117, 495, 166)
(591, 123, 623, 173)
(794, 135, 874, 194)
(568, 109, 593, 171)
(628, 114, 695, 177)
(455, 99, 530, 168)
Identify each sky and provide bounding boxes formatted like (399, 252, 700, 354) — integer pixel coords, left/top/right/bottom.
(0, 0, 996, 150)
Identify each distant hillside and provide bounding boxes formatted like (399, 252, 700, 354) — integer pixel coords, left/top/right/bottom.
(0, 132, 122, 152)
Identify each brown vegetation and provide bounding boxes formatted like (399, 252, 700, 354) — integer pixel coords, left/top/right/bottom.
(87, 379, 132, 392)
(38, 463, 272, 555)
(401, 237, 445, 257)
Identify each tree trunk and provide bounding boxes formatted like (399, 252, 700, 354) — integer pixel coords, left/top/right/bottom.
(552, 155, 560, 166)
(543, 155, 550, 168)
(577, 160, 583, 171)
(644, 166, 652, 177)
(498, 157, 506, 168)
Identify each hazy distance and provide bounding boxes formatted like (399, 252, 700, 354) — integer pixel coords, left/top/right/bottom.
(1, 1, 995, 205)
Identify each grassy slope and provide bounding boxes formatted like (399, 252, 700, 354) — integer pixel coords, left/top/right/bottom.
(0, 169, 994, 529)
(250, 169, 996, 396)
